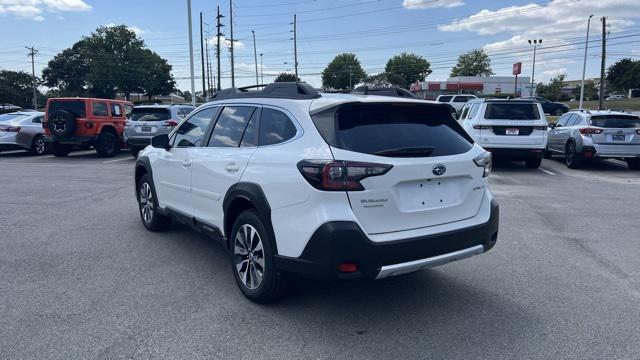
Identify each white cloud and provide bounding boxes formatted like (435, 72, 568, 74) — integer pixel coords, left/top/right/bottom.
(104, 23, 149, 36)
(207, 35, 245, 49)
(403, 0, 464, 9)
(0, 0, 90, 21)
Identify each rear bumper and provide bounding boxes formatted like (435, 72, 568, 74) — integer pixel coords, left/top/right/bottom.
(44, 135, 96, 144)
(483, 147, 545, 158)
(126, 136, 152, 147)
(591, 144, 640, 158)
(275, 200, 499, 281)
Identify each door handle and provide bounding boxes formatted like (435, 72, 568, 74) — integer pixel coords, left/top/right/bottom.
(225, 163, 240, 173)
(182, 159, 192, 167)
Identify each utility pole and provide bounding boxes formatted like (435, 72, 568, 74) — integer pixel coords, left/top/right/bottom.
(260, 53, 264, 86)
(528, 39, 542, 97)
(205, 31, 212, 98)
(25, 46, 38, 110)
(599, 17, 606, 110)
(229, 0, 235, 87)
(252, 30, 259, 85)
(187, 0, 196, 106)
(293, 14, 298, 81)
(580, 15, 594, 110)
(216, 6, 224, 91)
(199, 12, 206, 100)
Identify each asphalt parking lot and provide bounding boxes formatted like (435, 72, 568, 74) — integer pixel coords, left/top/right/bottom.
(1, 150, 640, 359)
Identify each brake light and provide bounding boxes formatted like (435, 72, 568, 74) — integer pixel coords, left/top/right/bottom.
(579, 127, 603, 136)
(473, 152, 492, 178)
(297, 160, 392, 191)
(163, 119, 179, 127)
(473, 125, 492, 129)
(0, 126, 20, 132)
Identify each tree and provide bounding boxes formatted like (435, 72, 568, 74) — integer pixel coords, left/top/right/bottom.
(536, 74, 566, 102)
(274, 73, 300, 82)
(321, 53, 366, 90)
(607, 58, 640, 94)
(385, 53, 431, 89)
(450, 49, 494, 77)
(360, 73, 392, 88)
(42, 25, 175, 100)
(571, 82, 599, 101)
(0, 70, 42, 109)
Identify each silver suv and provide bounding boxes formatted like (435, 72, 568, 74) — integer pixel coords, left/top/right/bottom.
(545, 110, 640, 169)
(125, 104, 194, 156)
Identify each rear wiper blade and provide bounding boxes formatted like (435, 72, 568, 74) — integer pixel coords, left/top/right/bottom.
(374, 147, 435, 157)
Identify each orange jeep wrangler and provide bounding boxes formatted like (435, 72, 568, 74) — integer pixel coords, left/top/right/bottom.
(43, 98, 133, 157)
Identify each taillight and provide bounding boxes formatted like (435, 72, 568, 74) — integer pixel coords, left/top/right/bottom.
(579, 127, 603, 136)
(297, 160, 392, 191)
(636, 129, 640, 135)
(163, 119, 179, 127)
(473, 152, 492, 178)
(0, 126, 20, 132)
(473, 125, 492, 129)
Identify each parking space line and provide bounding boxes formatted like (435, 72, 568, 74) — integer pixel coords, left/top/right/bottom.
(538, 167, 557, 176)
(102, 157, 132, 164)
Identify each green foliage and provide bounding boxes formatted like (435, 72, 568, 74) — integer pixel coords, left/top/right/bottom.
(321, 53, 366, 90)
(571, 82, 599, 101)
(360, 73, 392, 88)
(385, 53, 431, 89)
(42, 25, 175, 99)
(0, 70, 42, 109)
(274, 73, 300, 82)
(536, 74, 566, 102)
(607, 58, 640, 94)
(450, 49, 494, 77)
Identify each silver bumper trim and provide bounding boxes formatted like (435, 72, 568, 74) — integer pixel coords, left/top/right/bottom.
(375, 245, 485, 280)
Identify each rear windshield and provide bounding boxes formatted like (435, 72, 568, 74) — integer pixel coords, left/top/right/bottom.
(129, 108, 171, 122)
(484, 103, 540, 120)
(437, 96, 453, 102)
(590, 115, 640, 128)
(48, 100, 86, 118)
(311, 102, 473, 158)
(0, 113, 28, 123)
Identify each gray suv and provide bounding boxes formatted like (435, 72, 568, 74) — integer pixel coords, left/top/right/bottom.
(125, 104, 194, 156)
(545, 110, 640, 169)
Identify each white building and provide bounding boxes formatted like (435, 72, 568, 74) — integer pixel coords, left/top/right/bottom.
(410, 76, 533, 99)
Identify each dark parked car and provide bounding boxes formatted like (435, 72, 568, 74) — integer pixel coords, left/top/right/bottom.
(523, 96, 569, 115)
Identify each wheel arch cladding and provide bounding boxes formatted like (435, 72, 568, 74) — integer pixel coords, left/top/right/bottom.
(99, 124, 118, 136)
(134, 156, 152, 196)
(223, 183, 276, 252)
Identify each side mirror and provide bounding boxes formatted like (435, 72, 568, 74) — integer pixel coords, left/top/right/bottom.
(548, 122, 557, 129)
(151, 133, 171, 150)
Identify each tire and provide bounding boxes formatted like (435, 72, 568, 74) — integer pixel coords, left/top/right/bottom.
(565, 142, 582, 169)
(30, 135, 47, 155)
(95, 131, 119, 158)
(137, 174, 171, 231)
(525, 156, 542, 169)
(230, 210, 290, 303)
(130, 146, 141, 158)
(47, 110, 76, 137)
(554, 108, 564, 116)
(50, 142, 71, 157)
(627, 158, 640, 170)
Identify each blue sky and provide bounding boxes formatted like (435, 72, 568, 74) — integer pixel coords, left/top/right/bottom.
(2, 0, 640, 92)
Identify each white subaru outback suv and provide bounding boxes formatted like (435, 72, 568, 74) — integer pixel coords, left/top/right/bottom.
(459, 99, 548, 168)
(134, 83, 499, 302)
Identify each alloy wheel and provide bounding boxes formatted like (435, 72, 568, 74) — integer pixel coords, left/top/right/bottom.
(139, 182, 154, 224)
(34, 138, 46, 154)
(234, 224, 265, 290)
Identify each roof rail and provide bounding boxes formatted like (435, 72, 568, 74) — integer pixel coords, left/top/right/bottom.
(211, 82, 320, 101)
(351, 86, 417, 98)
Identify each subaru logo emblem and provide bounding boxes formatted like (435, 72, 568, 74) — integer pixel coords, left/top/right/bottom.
(432, 164, 446, 176)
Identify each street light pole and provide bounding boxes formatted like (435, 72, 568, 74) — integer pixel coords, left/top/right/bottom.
(580, 15, 594, 110)
(252, 30, 259, 85)
(187, 0, 196, 106)
(260, 53, 264, 86)
(528, 39, 542, 97)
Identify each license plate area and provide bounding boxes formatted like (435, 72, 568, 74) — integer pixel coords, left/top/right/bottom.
(141, 125, 153, 132)
(612, 134, 625, 141)
(505, 128, 519, 135)
(395, 178, 463, 211)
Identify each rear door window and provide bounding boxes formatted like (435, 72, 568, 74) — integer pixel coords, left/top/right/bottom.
(92, 102, 108, 117)
(240, 109, 260, 147)
(311, 102, 473, 158)
(208, 106, 256, 147)
(130, 108, 171, 122)
(48, 100, 86, 118)
(32, 116, 43, 124)
(484, 102, 540, 120)
(110, 103, 123, 117)
(453, 96, 470, 103)
(590, 115, 640, 128)
(259, 108, 297, 146)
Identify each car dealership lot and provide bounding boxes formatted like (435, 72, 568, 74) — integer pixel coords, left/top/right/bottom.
(1, 152, 640, 359)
